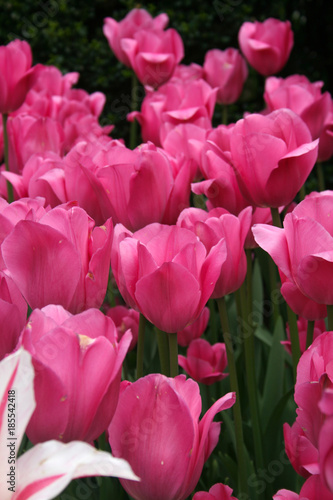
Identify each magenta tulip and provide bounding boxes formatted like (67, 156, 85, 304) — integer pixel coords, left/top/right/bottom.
(96, 142, 191, 230)
(0, 348, 139, 499)
(20, 305, 131, 443)
(177, 306, 210, 347)
(238, 18, 294, 76)
(111, 222, 227, 332)
(227, 109, 318, 208)
(106, 304, 140, 350)
(178, 338, 228, 385)
(177, 206, 252, 298)
(253, 191, 333, 305)
(282, 316, 326, 355)
(108, 373, 235, 500)
(103, 9, 169, 66)
(193, 483, 238, 500)
(121, 27, 184, 87)
(0, 271, 27, 359)
(264, 75, 332, 140)
(2, 204, 113, 312)
(0, 40, 41, 114)
(128, 78, 216, 146)
(203, 48, 248, 104)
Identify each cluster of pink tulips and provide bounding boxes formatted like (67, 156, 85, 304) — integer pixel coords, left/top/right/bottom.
(1, 7, 333, 500)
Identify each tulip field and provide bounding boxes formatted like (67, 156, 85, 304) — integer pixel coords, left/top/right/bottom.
(1, 5, 333, 500)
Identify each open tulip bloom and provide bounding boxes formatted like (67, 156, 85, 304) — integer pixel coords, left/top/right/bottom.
(0, 348, 139, 500)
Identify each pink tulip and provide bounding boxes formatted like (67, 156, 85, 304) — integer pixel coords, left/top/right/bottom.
(203, 48, 248, 104)
(177, 206, 251, 298)
(274, 473, 333, 499)
(282, 316, 326, 355)
(128, 78, 216, 146)
(20, 305, 131, 443)
(264, 75, 332, 140)
(2, 152, 67, 206)
(0, 40, 42, 114)
(0, 271, 27, 359)
(97, 142, 191, 230)
(193, 483, 238, 500)
(253, 191, 333, 305)
(103, 9, 169, 66)
(121, 28, 184, 87)
(106, 304, 140, 350)
(279, 270, 327, 320)
(172, 63, 204, 82)
(177, 306, 210, 347)
(7, 114, 64, 173)
(0, 348, 139, 499)
(238, 18, 294, 76)
(2, 204, 113, 312)
(178, 338, 228, 385)
(227, 109, 318, 207)
(108, 373, 235, 500)
(111, 222, 227, 332)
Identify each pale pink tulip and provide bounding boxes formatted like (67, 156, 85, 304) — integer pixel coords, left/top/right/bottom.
(193, 483, 238, 500)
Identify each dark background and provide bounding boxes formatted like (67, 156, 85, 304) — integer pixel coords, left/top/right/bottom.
(1, 0, 332, 142)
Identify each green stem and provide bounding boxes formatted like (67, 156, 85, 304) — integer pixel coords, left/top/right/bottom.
(306, 320, 315, 349)
(222, 104, 228, 125)
(129, 71, 139, 149)
(286, 305, 300, 381)
(168, 332, 178, 378)
(270, 207, 282, 228)
(208, 299, 218, 344)
(299, 184, 306, 202)
(216, 297, 248, 496)
(136, 314, 146, 379)
(2, 113, 13, 203)
(317, 161, 325, 192)
(327, 305, 333, 331)
(241, 251, 265, 475)
(156, 328, 170, 376)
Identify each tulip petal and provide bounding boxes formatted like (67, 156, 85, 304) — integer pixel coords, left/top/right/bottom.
(14, 440, 139, 500)
(135, 261, 201, 332)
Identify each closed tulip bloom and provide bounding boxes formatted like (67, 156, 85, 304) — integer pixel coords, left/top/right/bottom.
(253, 191, 333, 305)
(177, 206, 252, 298)
(108, 373, 235, 500)
(97, 142, 192, 230)
(193, 483, 238, 500)
(121, 28, 184, 87)
(228, 109, 318, 208)
(178, 338, 228, 385)
(21, 305, 132, 444)
(2, 204, 113, 313)
(111, 222, 227, 332)
(238, 18, 294, 76)
(0, 39, 41, 114)
(177, 306, 210, 347)
(106, 304, 140, 350)
(203, 48, 248, 104)
(103, 9, 169, 66)
(0, 271, 27, 360)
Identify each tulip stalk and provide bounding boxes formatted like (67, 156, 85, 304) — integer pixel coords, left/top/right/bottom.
(156, 328, 170, 376)
(136, 313, 146, 379)
(240, 250, 265, 475)
(168, 332, 179, 377)
(217, 296, 248, 496)
(327, 305, 333, 331)
(306, 320, 315, 349)
(130, 71, 139, 149)
(2, 113, 14, 203)
(317, 161, 325, 191)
